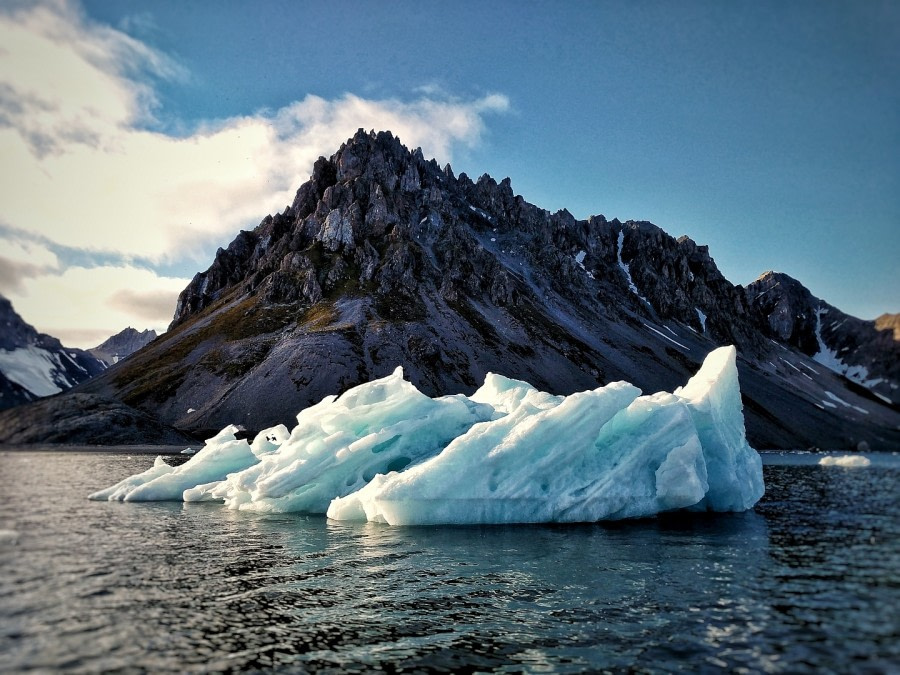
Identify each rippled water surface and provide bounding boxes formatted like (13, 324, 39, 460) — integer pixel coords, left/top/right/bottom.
(1, 451, 898, 673)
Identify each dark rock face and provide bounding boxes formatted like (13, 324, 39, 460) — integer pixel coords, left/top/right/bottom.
(1, 294, 41, 352)
(168, 131, 771, 356)
(747, 272, 900, 404)
(0, 295, 107, 411)
(89, 327, 158, 366)
(0, 393, 192, 445)
(5, 130, 898, 449)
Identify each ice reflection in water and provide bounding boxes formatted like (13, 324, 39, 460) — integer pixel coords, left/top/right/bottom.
(1, 452, 897, 672)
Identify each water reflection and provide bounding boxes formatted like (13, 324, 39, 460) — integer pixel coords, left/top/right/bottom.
(152, 509, 774, 671)
(1, 452, 898, 672)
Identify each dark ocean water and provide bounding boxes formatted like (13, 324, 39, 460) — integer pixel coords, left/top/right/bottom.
(0, 450, 898, 673)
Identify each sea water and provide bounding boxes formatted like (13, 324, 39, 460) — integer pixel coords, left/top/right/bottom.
(1, 450, 897, 672)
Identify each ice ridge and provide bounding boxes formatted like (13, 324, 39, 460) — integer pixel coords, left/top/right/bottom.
(89, 347, 764, 525)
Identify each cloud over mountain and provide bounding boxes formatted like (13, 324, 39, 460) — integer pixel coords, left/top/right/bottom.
(0, 0, 508, 345)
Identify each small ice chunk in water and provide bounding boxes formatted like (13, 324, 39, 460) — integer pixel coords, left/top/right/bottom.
(818, 455, 871, 468)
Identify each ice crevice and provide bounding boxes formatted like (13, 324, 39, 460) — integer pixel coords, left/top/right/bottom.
(89, 347, 765, 525)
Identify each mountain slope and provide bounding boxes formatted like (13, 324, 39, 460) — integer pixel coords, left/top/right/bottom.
(747, 271, 899, 405)
(88, 327, 158, 366)
(2, 130, 897, 448)
(0, 295, 107, 411)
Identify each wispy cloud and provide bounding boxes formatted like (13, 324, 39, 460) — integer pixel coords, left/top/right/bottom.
(0, 235, 59, 294)
(107, 287, 183, 323)
(8, 262, 188, 348)
(0, 1, 508, 261)
(0, 0, 509, 345)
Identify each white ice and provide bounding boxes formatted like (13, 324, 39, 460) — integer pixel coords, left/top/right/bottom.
(89, 348, 764, 525)
(186, 367, 493, 512)
(330, 347, 762, 525)
(88, 455, 175, 501)
(88, 425, 259, 501)
(819, 455, 871, 468)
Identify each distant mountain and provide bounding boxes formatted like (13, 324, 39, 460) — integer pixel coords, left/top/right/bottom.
(746, 272, 899, 405)
(89, 327, 158, 366)
(0, 295, 107, 411)
(1, 131, 897, 448)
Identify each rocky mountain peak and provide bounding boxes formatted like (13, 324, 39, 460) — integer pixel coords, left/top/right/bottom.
(746, 270, 819, 348)
(0, 294, 40, 351)
(89, 327, 158, 366)
(746, 271, 899, 400)
(170, 129, 771, 354)
(12, 131, 895, 449)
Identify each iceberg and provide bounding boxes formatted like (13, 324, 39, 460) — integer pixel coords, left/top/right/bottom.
(88, 425, 259, 501)
(818, 455, 871, 467)
(330, 346, 762, 524)
(88, 455, 176, 501)
(186, 367, 493, 512)
(89, 347, 764, 525)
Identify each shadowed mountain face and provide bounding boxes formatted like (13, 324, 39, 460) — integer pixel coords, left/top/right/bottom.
(0, 295, 107, 411)
(745, 271, 899, 402)
(2, 130, 897, 449)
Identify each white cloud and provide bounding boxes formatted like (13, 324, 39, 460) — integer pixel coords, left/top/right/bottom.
(0, 235, 60, 294)
(6, 264, 189, 348)
(0, 1, 509, 265)
(0, 1, 508, 345)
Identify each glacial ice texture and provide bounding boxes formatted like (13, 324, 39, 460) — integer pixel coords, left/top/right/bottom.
(88, 425, 258, 501)
(90, 347, 764, 525)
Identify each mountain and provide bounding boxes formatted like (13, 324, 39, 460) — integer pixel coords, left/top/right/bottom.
(1, 130, 897, 448)
(89, 327, 158, 366)
(746, 272, 899, 405)
(0, 295, 107, 410)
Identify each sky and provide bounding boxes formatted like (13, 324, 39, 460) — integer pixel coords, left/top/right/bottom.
(0, 0, 897, 348)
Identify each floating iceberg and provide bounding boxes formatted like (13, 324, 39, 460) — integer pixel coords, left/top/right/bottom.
(330, 345, 762, 524)
(90, 347, 764, 525)
(88, 425, 259, 501)
(184, 369, 493, 513)
(818, 454, 871, 468)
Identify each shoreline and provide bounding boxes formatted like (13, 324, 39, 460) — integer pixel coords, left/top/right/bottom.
(3, 446, 897, 463)
(0, 444, 191, 455)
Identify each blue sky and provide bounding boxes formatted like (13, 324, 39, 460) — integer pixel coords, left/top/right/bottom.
(1, 0, 897, 346)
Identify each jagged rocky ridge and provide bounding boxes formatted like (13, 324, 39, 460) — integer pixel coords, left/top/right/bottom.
(1, 130, 897, 449)
(746, 272, 899, 400)
(0, 295, 107, 411)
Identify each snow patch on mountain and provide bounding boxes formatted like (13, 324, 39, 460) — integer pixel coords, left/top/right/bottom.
(696, 308, 707, 333)
(0, 294, 107, 409)
(0, 346, 70, 397)
(813, 307, 883, 390)
(617, 230, 651, 307)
